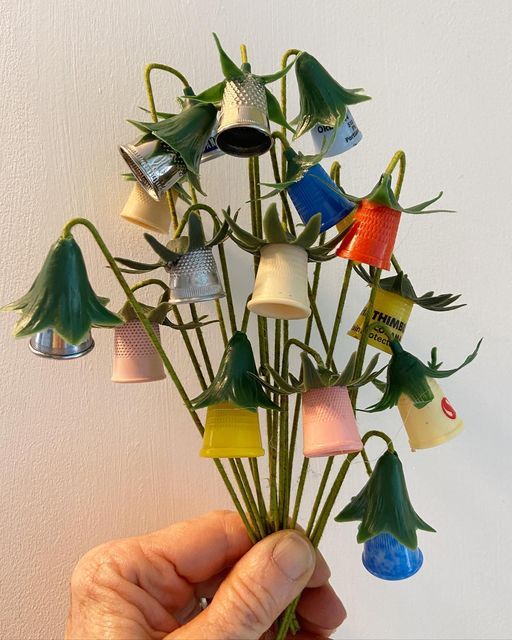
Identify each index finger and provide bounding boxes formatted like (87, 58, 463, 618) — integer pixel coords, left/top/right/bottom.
(142, 510, 252, 583)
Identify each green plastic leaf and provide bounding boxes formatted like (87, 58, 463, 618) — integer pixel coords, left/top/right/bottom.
(113, 257, 162, 272)
(192, 331, 279, 411)
(187, 211, 207, 252)
(292, 213, 321, 248)
(265, 88, 294, 133)
(130, 102, 217, 175)
(263, 203, 288, 244)
(144, 234, 183, 263)
(191, 81, 227, 104)
(255, 57, 296, 85)
(213, 33, 244, 80)
(2, 236, 122, 344)
(335, 450, 435, 549)
(222, 209, 263, 252)
(293, 52, 371, 139)
(367, 339, 482, 412)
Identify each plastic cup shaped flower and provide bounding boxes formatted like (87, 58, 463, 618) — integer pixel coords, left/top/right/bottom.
(29, 328, 94, 360)
(224, 203, 345, 320)
(366, 339, 481, 448)
(398, 378, 463, 450)
(362, 533, 424, 581)
(200, 403, 264, 458)
(336, 173, 452, 270)
(310, 110, 363, 157)
(1, 235, 122, 353)
(188, 34, 296, 157)
(261, 350, 381, 458)
(292, 51, 370, 140)
(114, 210, 228, 305)
(120, 182, 172, 234)
(335, 449, 436, 551)
(349, 266, 464, 354)
(122, 85, 218, 199)
(260, 146, 355, 233)
(192, 332, 278, 458)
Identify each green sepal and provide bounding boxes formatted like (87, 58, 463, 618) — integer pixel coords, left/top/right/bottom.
(144, 234, 183, 264)
(366, 339, 482, 412)
(213, 33, 245, 80)
(190, 81, 227, 105)
(113, 257, 163, 273)
(293, 51, 371, 139)
(129, 102, 217, 175)
(355, 265, 465, 312)
(192, 331, 279, 411)
(187, 211, 207, 251)
(361, 173, 454, 214)
(265, 88, 294, 133)
(223, 209, 265, 253)
(259, 146, 327, 198)
(263, 203, 288, 243)
(334, 450, 435, 549)
(2, 236, 122, 344)
(254, 57, 296, 85)
(291, 213, 321, 249)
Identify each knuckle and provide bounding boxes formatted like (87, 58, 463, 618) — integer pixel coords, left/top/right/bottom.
(70, 540, 128, 602)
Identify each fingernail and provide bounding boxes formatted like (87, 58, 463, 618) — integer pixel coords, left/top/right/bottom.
(272, 532, 315, 580)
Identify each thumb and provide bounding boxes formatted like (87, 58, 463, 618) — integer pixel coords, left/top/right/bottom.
(170, 530, 316, 640)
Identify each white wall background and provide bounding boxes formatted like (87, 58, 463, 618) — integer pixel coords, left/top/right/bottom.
(1, 1, 511, 638)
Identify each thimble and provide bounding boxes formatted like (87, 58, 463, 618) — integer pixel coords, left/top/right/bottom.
(349, 289, 414, 354)
(216, 76, 272, 157)
(166, 247, 225, 305)
(120, 183, 171, 235)
(247, 244, 310, 320)
(336, 201, 401, 270)
(311, 109, 363, 157)
(362, 533, 423, 581)
(200, 402, 264, 458)
(302, 386, 363, 457)
(119, 138, 187, 201)
(397, 378, 464, 451)
(29, 329, 94, 359)
(201, 129, 225, 163)
(287, 163, 355, 232)
(112, 320, 165, 383)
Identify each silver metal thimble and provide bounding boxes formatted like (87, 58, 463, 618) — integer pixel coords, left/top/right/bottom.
(119, 138, 187, 201)
(29, 329, 95, 359)
(216, 76, 272, 157)
(166, 247, 225, 304)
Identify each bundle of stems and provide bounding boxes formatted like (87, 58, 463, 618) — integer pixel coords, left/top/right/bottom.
(61, 46, 407, 638)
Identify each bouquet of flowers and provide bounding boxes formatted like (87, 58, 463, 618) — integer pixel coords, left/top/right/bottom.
(2, 35, 481, 638)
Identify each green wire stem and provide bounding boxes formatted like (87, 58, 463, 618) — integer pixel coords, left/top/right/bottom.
(60, 217, 257, 543)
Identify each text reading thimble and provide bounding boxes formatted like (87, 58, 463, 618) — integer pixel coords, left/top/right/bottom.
(166, 247, 225, 305)
(311, 109, 363, 157)
(119, 138, 187, 201)
(216, 76, 272, 157)
(29, 329, 94, 359)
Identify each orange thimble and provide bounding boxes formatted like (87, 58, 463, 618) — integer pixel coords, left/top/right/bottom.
(336, 200, 401, 270)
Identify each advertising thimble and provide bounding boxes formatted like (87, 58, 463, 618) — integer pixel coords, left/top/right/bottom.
(216, 76, 272, 157)
(336, 201, 401, 270)
(120, 183, 171, 235)
(302, 386, 363, 457)
(111, 320, 165, 383)
(348, 289, 414, 354)
(287, 163, 355, 232)
(247, 244, 310, 320)
(397, 378, 463, 451)
(119, 138, 187, 201)
(29, 329, 94, 360)
(200, 402, 264, 458)
(166, 247, 225, 305)
(200, 128, 225, 163)
(362, 533, 424, 581)
(310, 109, 363, 157)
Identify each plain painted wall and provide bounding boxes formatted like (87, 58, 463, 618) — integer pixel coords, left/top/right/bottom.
(1, 1, 511, 638)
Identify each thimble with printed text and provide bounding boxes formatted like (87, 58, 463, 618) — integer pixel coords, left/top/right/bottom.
(311, 109, 363, 157)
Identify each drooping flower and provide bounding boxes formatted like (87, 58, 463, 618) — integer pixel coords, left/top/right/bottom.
(335, 449, 435, 549)
(2, 236, 122, 344)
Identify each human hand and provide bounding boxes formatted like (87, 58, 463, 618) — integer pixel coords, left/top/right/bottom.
(66, 510, 346, 639)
